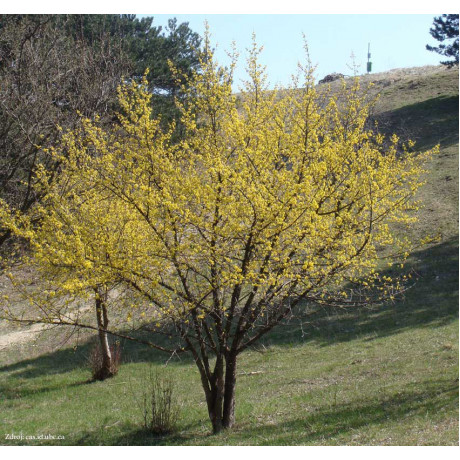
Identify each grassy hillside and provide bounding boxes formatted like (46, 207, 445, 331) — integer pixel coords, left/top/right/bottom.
(0, 66, 458, 446)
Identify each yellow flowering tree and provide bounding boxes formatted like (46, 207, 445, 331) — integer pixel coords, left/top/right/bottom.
(0, 142, 129, 379)
(1, 35, 436, 432)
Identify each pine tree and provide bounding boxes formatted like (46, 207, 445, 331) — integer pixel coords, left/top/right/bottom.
(426, 14, 459, 67)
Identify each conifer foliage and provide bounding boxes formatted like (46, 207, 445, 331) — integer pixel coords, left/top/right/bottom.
(426, 14, 459, 67)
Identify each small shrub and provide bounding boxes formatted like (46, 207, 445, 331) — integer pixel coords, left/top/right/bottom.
(141, 368, 180, 435)
(87, 341, 121, 380)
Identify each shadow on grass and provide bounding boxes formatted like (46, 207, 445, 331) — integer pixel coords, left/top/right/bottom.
(1, 238, 458, 385)
(0, 375, 101, 402)
(374, 95, 459, 151)
(69, 375, 458, 445)
(75, 422, 205, 446)
(230, 376, 459, 445)
(256, 237, 459, 349)
(0, 326, 195, 383)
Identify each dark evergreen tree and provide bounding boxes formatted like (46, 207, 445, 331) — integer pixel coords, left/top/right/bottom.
(426, 14, 459, 67)
(62, 15, 202, 129)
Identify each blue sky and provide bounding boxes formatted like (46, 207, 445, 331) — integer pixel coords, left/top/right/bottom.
(139, 14, 447, 89)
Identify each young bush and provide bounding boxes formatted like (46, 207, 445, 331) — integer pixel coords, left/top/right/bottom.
(141, 369, 180, 435)
(88, 340, 121, 381)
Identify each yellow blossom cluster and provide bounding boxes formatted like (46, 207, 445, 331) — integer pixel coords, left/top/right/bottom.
(1, 34, 437, 332)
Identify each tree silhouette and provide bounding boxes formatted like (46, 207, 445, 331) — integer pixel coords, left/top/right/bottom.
(426, 14, 459, 67)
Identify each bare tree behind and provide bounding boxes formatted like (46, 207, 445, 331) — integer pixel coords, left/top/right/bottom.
(0, 15, 129, 250)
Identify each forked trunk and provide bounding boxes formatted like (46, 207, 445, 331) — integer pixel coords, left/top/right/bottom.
(202, 353, 238, 433)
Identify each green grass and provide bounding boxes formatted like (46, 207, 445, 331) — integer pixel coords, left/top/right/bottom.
(1, 278, 458, 445)
(0, 65, 458, 445)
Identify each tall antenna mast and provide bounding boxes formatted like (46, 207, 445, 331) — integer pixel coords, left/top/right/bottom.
(367, 43, 372, 73)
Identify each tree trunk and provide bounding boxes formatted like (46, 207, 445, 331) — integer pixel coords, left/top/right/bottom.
(206, 356, 225, 434)
(199, 353, 239, 433)
(222, 353, 237, 429)
(208, 387, 223, 434)
(94, 290, 113, 380)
